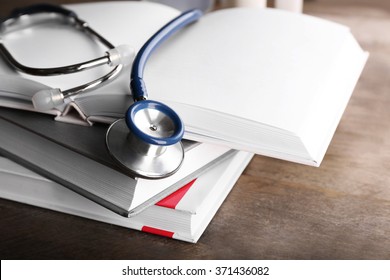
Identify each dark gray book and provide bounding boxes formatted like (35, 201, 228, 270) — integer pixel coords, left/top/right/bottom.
(0, 107, 234, 217)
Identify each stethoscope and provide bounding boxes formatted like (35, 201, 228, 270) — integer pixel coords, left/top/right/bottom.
(0, 4, 203, 179)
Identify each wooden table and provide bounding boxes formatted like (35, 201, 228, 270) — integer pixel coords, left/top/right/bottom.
(1, 0, 390, 259)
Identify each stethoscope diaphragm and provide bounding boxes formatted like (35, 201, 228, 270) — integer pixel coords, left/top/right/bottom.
(106, 101, 185, 179)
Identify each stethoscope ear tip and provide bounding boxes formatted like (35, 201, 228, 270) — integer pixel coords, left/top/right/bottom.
(32, 88, 64, 111)
(107, 44, 135, 67)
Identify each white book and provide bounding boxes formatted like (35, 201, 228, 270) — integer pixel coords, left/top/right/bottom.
(0, 1, 367, 166)
(0, 108, 233, 217)
(0, 151, 253, 243)
(143, 8, 368, 166)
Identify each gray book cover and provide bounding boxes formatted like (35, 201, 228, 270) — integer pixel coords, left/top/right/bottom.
(0, 108, 234, 217)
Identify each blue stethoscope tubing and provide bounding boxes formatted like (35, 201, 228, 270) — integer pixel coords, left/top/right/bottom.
(127, 9, 203, 146)
(106, 8, 203, 179)
(130, 8, 203, 101)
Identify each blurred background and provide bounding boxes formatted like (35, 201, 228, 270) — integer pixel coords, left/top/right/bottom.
(1, 0, 389, 17)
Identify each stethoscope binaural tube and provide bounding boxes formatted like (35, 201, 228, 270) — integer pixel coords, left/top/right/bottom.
(0, 3, 134, 110)
(106, 9, 202, 179)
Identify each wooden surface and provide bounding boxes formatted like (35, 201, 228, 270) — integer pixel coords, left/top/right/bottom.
(1, 0, 390, 259)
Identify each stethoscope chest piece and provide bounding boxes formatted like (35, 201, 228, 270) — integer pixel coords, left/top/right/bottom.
(106, 100, 185, 179)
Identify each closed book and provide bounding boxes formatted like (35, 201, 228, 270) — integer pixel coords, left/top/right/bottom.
(0, 107, 233, 217)
(0, 151, 253, 243)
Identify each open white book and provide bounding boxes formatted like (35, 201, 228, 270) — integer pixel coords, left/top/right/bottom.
(0, 151, 253, 243)
(0, 1, 368, 166)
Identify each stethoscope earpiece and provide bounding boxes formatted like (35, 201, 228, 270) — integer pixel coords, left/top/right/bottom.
(29, 44, 135, 111)
(32, 88, 64, 110)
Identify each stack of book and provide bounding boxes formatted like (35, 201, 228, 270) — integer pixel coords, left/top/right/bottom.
(0, 143, 252, 243)
(0, 106, 252, 243)
(0, 1, 367, 242)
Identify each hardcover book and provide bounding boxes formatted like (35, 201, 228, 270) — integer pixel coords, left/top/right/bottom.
(0, 107, 233, 217)
(0, 151, 253, 243)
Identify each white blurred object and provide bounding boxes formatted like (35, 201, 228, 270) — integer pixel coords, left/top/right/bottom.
(145, 0, 215, 12)
(219, 0, 267, 8)
(275, 0, 303, 13)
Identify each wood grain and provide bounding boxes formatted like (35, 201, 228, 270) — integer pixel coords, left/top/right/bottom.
(1, 0, 390, 259)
